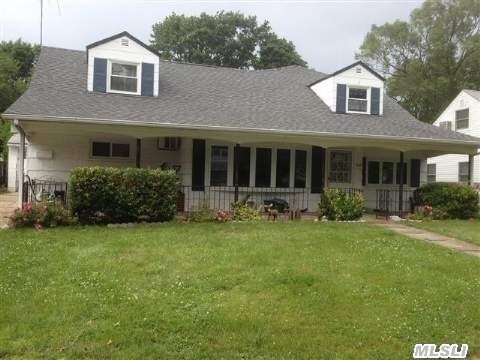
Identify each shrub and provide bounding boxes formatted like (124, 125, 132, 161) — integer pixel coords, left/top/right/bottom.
(188, 202, 216, 222)
(69, 167, 179, 224)
(416, 183, 479, 219)
(318, 189, 364, 221)
(231, 201, 261, 221)
(10, 202, 75, 229)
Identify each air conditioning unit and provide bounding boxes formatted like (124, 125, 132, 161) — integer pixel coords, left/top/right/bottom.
(158, 137, 181, 151)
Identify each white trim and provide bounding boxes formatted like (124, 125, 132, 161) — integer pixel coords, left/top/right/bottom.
(106, 59, 141, 95)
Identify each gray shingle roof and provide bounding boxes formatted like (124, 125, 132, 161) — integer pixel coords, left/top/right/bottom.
(464, 89, 480, 102)
(4, 46, 479, 144)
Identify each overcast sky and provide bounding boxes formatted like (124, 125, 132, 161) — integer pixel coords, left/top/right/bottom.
(0, 0, 421, 72)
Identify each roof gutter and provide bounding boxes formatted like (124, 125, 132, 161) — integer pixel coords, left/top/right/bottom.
(3, 113, 480, 147)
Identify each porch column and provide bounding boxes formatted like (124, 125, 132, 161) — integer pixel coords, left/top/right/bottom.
(234, 143, 240, 202)
(398, 151, 404, 214)
(468, 154, 474, 186)
(136, 139, 141, 168)
(16, 125, 25, 207)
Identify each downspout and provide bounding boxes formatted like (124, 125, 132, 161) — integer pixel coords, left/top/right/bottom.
(13, 119, 25, 208)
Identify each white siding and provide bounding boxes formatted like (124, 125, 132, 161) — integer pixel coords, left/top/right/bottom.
(87, 35, 159, 96)
(310, 64, 384, 115)
(7, 144, 18, 191)
(428, 91, 480, 184)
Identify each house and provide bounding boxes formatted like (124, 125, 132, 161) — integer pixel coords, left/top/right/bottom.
(427, 90, 480, 185)
(3, 32, 480, 213)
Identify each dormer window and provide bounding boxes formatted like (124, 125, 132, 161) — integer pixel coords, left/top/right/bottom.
(347, 87, 368, 113)
(109, 61, 139, 94)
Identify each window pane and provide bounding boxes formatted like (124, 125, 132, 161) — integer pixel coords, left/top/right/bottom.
(455, 109, 469, 129)
(396, 163, 407, 185)
(382, 162, 394, 184)
(459, 162, 469, 183)
(427, 164, 436, 183)
(348, 99, 367, 112)
(110, 76, 137, 92)
(294, 150, 307, 188)
(368, 161, 380, 184)
(349, 88, 367, 99)
(92, 142, 110, 157)
(234, 146, 250, 187)
(210, 146, 228, 186)
(255, 148, 271, 187)
(111, 63, 137, 77)
(329, 151, 352, 183)
(276, 149, 290, 188)
(439, 122, 452, 130)
(112, 143, 130, 158)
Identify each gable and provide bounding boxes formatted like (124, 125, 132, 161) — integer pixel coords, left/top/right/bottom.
(434, 90, 480, 134)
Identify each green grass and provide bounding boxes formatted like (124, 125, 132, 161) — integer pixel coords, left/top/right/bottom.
(1, 222, 480, 359)
(407, 219, 480, 246)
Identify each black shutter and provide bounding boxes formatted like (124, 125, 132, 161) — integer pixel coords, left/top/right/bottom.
(410, 159, 421, 187)
(192, 139, 205, 191)
(371, 87, 380, 115)
(93, 58, 107, 92)
(362, 157, 367, 186)
(336, 84, 347, 114)
(141, 62, 155, 96)
(311, 146, 326, 193)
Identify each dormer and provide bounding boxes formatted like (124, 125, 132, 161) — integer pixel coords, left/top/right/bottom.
(86, 32, 160, 96)
(309, 61, 385, 115)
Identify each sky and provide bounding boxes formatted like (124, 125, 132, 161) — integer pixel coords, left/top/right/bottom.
(0, 0, 422, 73)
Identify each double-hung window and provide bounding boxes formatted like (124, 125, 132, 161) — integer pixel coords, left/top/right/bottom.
(109, 62, 138, 94)
(455, 109, 469, 130)
(210, 146, 228, 186)
(91, 141, 130, 158)
(347, 87, 368, 113)
(329, 151, 352, 183)
(458, 162, 469, 183)
(427, 164, 436, 183)
(367, 161, 394, 185)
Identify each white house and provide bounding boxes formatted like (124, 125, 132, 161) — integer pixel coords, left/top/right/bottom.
(427, 90, 480, 185)
(4, 32, 480, 214)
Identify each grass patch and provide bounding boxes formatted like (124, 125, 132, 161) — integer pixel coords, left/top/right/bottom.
(407, 219, 480, 246)
(1, 222, 479, 359)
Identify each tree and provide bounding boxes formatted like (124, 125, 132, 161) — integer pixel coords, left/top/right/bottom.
(357, 0, 480, 123)
(150, 11, 306, 69)
(0, 40, 39, 166)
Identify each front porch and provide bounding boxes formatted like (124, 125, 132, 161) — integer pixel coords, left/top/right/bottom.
(13, 120, 447, 217)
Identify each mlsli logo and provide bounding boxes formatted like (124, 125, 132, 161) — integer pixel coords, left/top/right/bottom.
(413, 344, 468, 359)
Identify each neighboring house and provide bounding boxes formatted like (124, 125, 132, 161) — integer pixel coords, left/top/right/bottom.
(3, 32, 480, 213)
(428, 89, 480, 185)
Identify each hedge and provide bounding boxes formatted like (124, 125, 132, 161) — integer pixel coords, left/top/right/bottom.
(69, 167, 179, 224)
(416, 182, 479, 219)
(318, 189, 364, 221)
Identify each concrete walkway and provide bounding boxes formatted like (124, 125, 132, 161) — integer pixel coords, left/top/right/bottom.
(365, 215, 480, 258)
(0, 192, 17, 228)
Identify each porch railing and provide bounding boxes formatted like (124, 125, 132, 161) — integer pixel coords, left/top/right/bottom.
(375, 189, 416, 218)
(23, 178, 68, 206)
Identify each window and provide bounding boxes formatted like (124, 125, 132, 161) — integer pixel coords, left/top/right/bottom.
(234, 146, 250, 187)
(91, 141, 130, 158)
(294, 150, 307, 188)
(347, 87, 368, 113)
(158, 137, 181, 151)
(439, 121, 452, 130)
(459, 162, 469, 183)
(368, 161, 380, 184)
(210, 146, 228, 186)
(382, 162, 394, 184)
(396, 162, 407, 185)
(276, 149, 291, 188)
(255, 148, 272, 187)
(329, 151, 352, 183)
(427, 164, 436, 183)
(455, 109, 469, 130)
(110, 62, 138, 93)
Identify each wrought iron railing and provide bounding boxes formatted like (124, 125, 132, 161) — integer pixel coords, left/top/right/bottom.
(23, 177, 68, 206)
(375, 189, 416, 218)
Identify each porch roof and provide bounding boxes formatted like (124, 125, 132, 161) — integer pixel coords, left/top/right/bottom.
(3, 46, 480, 152)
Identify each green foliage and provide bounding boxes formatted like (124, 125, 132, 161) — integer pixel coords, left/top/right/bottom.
(416, 182, 479, 219)
(151, 11, 306, 69)
(188, 202, 216, 222)
(231, 201, 261, 221)
(69, 167, 179, 224)
(10, 202, 74, 229)
(357, 0, 480, 123)
(318, 189, 365, 221)
(0, 40, 39, 161)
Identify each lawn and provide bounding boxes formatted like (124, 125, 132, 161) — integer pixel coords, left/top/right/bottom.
(407, 219, 480, 246)
(1, 222, 480, 359)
